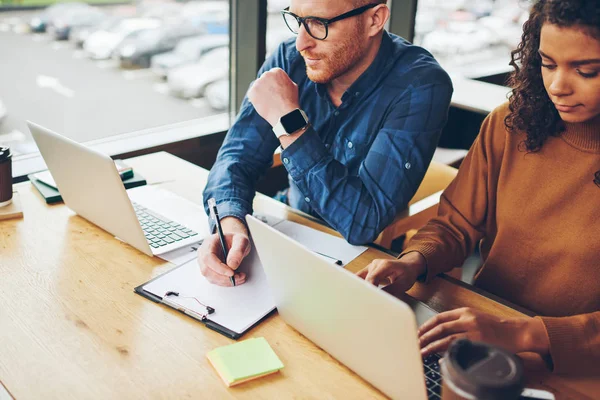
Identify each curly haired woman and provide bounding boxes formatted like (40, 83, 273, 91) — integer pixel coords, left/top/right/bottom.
(358, 0, 600, 374)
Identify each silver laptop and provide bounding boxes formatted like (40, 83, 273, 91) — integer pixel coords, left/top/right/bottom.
(27, 121, 209, 256)
(246, 215, 440, 400)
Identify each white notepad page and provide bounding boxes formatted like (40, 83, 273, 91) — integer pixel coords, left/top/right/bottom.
(269, 220, 368, 266)
(143, 214, 368, 335)
(156, 213, 368, 267)
(143, 246, 275, 335)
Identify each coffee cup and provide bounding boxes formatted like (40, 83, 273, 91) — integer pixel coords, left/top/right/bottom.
(441, 339, 524, 400)
(0, 146, 13, 207)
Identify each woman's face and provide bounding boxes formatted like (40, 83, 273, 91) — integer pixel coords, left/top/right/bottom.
(540, 23, 600, 123)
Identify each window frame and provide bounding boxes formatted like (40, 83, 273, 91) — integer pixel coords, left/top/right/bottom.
(388, 0, 417, 43)
(12, 113, 229, 180)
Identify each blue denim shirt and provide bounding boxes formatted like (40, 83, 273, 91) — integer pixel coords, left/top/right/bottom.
(203, 31, 453, 244)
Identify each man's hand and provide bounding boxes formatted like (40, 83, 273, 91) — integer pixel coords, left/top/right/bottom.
(418, 308, 551, 358)
(197, 217, 251, 286)
(357, 251, 426, 292)
(247, 67, 300, 128)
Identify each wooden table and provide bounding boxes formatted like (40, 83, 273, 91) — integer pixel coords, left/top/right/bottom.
(0, 152, 597, 399)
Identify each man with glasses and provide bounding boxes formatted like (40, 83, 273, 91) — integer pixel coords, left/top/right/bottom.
(199, 0, 452, 287)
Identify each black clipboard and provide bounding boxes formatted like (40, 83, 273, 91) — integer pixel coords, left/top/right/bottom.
(134, 265, 276, 340)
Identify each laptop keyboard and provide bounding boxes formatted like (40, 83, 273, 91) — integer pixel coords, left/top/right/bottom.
(423, 353, 442, 399)
(132, 202, 199, 248)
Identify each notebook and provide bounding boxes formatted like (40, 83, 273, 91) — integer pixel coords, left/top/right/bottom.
(207, 337, 284, 387)
(31, 160, 133, 189)
(29, 170, 147, 204)
(135, 243, 276, 339)
(134, 214, 368, 339)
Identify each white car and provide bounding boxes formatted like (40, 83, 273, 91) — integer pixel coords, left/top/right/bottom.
(138, 1, 184, 21)
(70, 15, 124, 48)
(182, 1, 228, 34)
(167, 46, 229, 99)
(84, 18, 161, 60)
(0, 98, 7, 125)
(205, 79, 228, 111)
(421, 21, 497, 57)
(151, 34, 229, 78)
(182, 1, 228, 19)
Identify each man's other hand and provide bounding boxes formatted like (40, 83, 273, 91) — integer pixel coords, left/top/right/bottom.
(248, 67, 300, 127)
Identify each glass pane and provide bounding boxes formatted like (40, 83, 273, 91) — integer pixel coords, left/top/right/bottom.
(0, 0, 230, 162)
(413, 0, 529, 79)
(266, 0, 294, 60)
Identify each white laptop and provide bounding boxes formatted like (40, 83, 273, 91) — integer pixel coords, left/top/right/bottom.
(27, 121, 210, 256)
(246, 215, 441, 400)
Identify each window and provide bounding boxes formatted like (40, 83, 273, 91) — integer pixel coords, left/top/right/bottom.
(0, 0, 231, 177)
(1, 0, 425, 178)
(266, 0, 293, 61)
(413, 0, 529, 79)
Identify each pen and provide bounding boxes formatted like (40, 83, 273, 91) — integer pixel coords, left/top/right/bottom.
(208, 198, 235, 286)
(315, 251, 343, 266)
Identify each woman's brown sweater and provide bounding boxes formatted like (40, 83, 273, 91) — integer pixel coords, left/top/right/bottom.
(402, 102, 600, 374)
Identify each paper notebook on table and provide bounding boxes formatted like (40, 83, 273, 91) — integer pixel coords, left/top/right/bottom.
(207, 337, 284, 387)
(135, 214, 368, 339)
(135, 243, 276, 339)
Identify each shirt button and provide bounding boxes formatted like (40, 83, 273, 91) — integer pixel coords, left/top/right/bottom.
(324, 144, 330, 149)
(405, 162, 411, 169)
(304, 197, 311, 203)
(334, 111, 339, 116)
(347, 141, 353, 149)
(355, 91, 360, 96)
(283, 157, 289, 164)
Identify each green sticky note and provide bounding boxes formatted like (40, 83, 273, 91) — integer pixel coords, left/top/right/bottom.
(207, 337, 284, 387)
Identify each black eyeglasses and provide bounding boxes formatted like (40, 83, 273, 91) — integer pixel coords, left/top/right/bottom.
(281, 3, 380, 41)
(594, 170, 600, 188)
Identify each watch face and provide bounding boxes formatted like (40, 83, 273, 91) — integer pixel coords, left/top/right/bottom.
(281, 109, 307, 133)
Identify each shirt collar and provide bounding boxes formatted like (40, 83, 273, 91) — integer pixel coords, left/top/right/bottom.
(315, 80, 328, 99)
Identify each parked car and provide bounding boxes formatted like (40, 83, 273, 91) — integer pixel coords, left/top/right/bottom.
(182, 1, 227, 18)
(29, 2, 90, 33)
(150, 34, 228, 78)
(51, 7, 106, 41)
(182, 1, 228, 34)
(421, 21, 498, 57)
(0, 98, 7, 125)
(84, 18, 161, 60)
(2, 16, 29, 34)
(70, 5, 138, 47)
(205, 79, 228, 111)
(167, 46, 229, 99)
(70, 16, 124, 48)
(138, 1, 183, 21)
(117, 22, 204, 69)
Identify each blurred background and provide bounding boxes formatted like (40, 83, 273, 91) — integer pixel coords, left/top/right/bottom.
(0, 0, 528, 175)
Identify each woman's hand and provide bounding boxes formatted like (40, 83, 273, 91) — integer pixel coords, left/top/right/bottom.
(418, 307, 550, 357)
(357, 251, 427, 292)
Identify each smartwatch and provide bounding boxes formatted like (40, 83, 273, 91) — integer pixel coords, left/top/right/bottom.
(273, 109, 309, 138)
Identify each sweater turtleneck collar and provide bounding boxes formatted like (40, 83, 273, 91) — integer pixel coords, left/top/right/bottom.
(561, 115, 600, 153)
